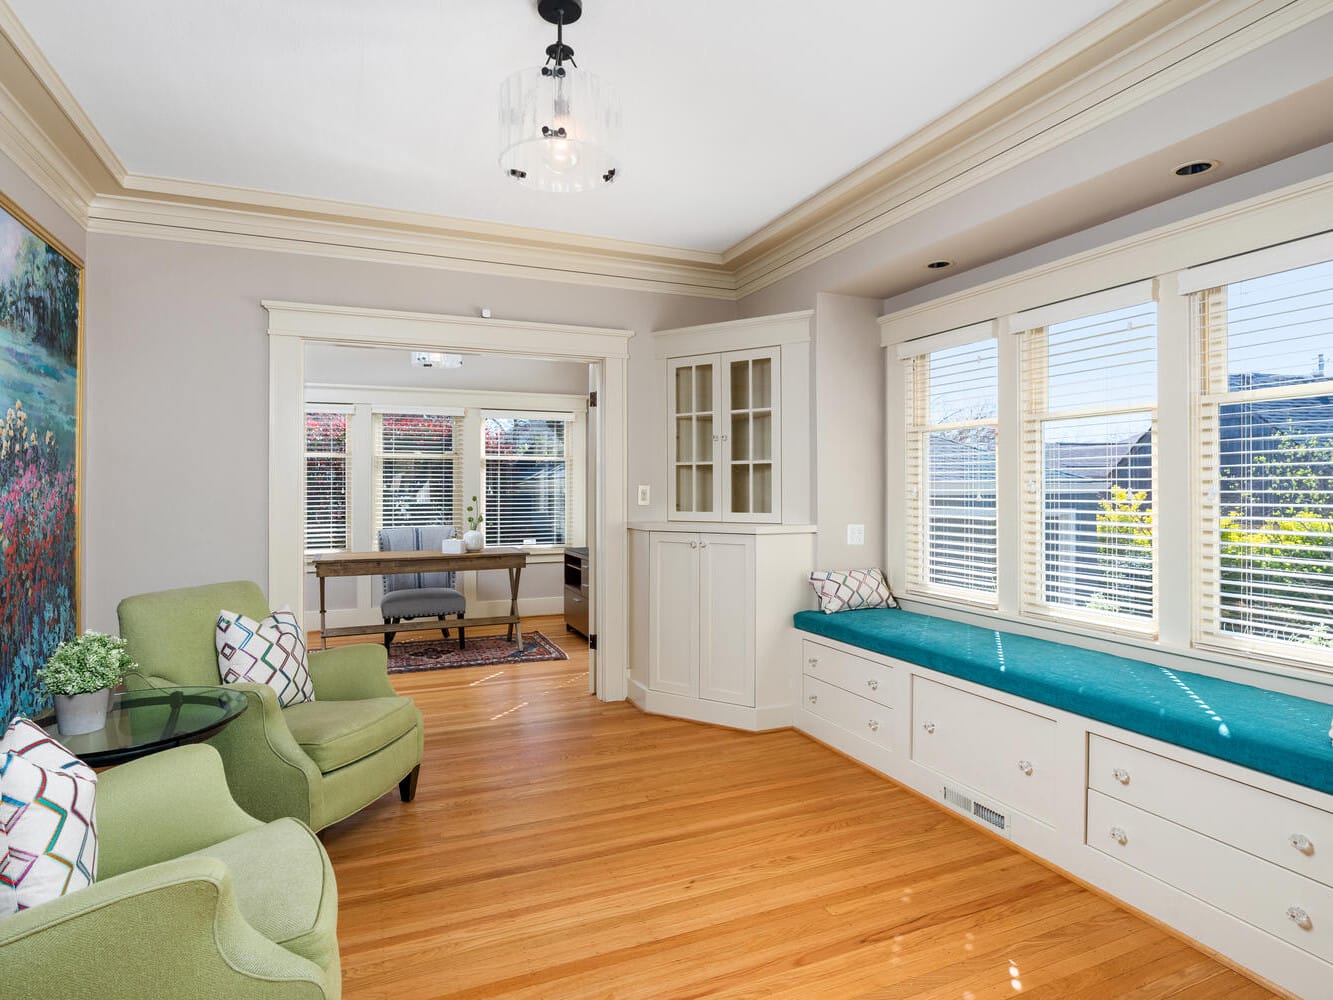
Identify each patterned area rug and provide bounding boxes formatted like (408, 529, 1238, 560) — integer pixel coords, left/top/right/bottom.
(386, 631, 568, 674)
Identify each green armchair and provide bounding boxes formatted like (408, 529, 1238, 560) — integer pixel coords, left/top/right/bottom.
(118, 580, 423, 831)
(0, 744, 340, 999)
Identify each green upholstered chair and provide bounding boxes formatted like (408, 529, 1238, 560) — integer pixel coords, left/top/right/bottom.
(0, 744, 340, 999)
(117, 580, 423, 832)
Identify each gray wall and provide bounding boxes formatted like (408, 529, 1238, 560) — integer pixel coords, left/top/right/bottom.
(305, 343, 589, 393)
(83, 234, 733, 630)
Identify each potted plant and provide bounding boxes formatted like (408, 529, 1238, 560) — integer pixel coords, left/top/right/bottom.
(37, 631, 136, 735)
(463, 496, 485, 552)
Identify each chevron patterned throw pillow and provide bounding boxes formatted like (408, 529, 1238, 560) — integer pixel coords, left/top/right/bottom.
(215, 607, 316, 707)
(808, 568, 899, 614)
(0, 717, 99, 914)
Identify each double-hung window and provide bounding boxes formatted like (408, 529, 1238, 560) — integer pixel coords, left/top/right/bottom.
(903, 329, 999, 602)
(1191, 253, 1333, 664)
(482, 413, 570, 546)
(373, 410, 463, 539)
(1016, 286, 1157, 630)
(304, 407, 350, 553)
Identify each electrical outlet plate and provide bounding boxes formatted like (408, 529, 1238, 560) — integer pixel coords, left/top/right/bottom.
(637, 485, 650, 506)
(847, 523, 865, 545)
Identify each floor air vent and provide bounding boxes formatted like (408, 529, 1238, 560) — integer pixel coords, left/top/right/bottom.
(940, 783, 1011, 838)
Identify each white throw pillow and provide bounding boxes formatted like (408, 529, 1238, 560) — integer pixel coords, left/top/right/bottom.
(808, 568, 899, 614)
(215, 607, 316, 707)
(0, 717, 99, 914)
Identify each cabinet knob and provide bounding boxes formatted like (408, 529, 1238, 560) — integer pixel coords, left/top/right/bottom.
(867, 719, 880, 733)
(1286, 905, 1312, 930)
(1109, 826, 1128, 845)
(1112, 768, 1130, 785)
(807, 658, 819, 669)
(1290, 833, 1314, 854)
(699, 541, 708, 548)
(1017, 760, 1034, 776)
(689, 540, 698, 549)
(922, 722, 936, 734)
(866, 678, 879, 691)
(808, 694, 818, 705)
(721, 434, 729, 442)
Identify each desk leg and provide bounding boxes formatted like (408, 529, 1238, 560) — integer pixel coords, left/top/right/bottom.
(508, 565, 523, 646)
(318, 576, 328, 651)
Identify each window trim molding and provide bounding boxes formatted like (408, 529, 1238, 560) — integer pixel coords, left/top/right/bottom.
(267, 302, 631, 703)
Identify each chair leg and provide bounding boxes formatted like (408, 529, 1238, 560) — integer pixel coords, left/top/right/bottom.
(383, 618, 394, 650)
(399, 765, 420, 803)
(458, 621, 466, 650)
(438, 613, 450, 640)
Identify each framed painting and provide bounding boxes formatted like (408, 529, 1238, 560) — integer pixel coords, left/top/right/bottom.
(0, 189, 82, 722)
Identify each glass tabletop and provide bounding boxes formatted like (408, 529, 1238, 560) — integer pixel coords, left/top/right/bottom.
(39, 686, 248, 766)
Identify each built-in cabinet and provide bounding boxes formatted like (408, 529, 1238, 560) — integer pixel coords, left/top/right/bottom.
(795, 634, 1333, 998)
(668, 347, 780, 522)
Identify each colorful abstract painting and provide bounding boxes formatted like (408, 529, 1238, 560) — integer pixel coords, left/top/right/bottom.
(0, 194, 81, 722)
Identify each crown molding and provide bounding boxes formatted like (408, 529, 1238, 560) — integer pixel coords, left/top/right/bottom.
(727, 0, 1333, 298)
(0, 0, 1325, 303)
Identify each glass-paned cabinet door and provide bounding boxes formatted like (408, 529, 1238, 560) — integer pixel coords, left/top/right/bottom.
(669, 355, 720, 519)
(723, 347, 780, 521)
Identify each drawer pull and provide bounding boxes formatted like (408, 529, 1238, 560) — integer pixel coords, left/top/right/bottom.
(866, 719, 880, 733)
(1111, 768, 1130, 785)
(808, 694, 818, 705)
(922, 722, 936, 734)
(807, 658, 819, 669)
(1290, 833, 1314, 854)
(1109, 826, 1128, 846)
(866, 678, 879, 691)
(1017, 760, 1034, 776)
(1286, 906, 1312, 930)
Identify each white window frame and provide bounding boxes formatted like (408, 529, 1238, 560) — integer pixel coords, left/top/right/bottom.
(480, 410, 574, 548)
(303, 404, 352, 555)
(371, 407, 465, 543)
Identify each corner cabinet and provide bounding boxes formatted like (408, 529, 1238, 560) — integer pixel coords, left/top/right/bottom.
(669, 347, 780, 522)
(628, 524, 815, 731)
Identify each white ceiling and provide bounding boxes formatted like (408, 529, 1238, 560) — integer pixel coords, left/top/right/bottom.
(7, 0, 1124, 253)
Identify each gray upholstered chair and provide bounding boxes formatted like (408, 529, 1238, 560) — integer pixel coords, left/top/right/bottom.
(379, 525, 467, 650)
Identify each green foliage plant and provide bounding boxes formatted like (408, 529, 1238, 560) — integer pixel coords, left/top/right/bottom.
(465, 495, 484, 532)
(36, 631, 135, 695)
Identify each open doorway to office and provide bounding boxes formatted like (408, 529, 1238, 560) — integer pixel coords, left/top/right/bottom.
(265, 301, 632, 702)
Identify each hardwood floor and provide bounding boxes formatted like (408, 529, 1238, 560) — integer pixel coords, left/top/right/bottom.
(318, 616, 1276, 999)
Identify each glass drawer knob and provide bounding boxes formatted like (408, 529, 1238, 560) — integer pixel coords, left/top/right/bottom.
(866, 678, 879, 691)
(1290, 834, 1313, 854)
(1109, 826, 1128, 845)
(1286, 906, 1312, 930)
(867, 719, 880, 732)
(1018, 760, 1034, 776)
(1112, 768, 1130, 784)
(922, 722, 936, 734)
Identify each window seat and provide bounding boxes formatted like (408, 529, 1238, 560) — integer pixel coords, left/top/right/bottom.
(793, 608, 1333, 795)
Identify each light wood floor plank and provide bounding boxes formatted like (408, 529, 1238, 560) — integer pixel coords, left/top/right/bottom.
(317, 616, 1277, 999)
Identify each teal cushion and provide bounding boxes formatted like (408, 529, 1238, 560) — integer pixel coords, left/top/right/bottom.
(793, 608, 1333, 795)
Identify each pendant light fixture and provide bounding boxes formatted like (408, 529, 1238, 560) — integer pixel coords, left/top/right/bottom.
(499, 0, 621, 193)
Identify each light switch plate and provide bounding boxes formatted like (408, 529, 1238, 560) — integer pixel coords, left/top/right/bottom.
(847, 523, 865, 545)
(637, 485, 651, 506)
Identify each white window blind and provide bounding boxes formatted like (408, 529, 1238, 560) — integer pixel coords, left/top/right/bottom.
(304, 410, 348, 552)
(904, 337, 998, 601)
(373, 412, 462, 539)
(483, 415, 570, 546)
(1019, 300, 1158, 630)
(1195, 257, 1333, 667)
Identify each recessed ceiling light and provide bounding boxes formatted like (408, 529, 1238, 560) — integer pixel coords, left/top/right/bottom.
(1174, 160, 1218, 177)
(926, 259, 953, 270)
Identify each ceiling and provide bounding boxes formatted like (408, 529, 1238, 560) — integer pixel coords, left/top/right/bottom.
(6, 0, 1126, 253)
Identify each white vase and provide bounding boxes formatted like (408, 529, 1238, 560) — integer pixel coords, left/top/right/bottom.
(463, 529, 484, 552)
(54, 688, 112, 736)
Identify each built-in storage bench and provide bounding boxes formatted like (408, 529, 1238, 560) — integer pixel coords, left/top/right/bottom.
(793, 608, 1333, 997)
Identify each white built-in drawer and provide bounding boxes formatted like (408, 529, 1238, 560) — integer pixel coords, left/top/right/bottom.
(1089, 789, 1333, 961)
(803, 675, 892, 752)
(802, 640, 894, 709)
(912, 677, 1056, 825)
(1089, 735, 1333, 889)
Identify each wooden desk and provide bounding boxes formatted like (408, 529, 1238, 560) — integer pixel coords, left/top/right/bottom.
(312, 548, 528, 650)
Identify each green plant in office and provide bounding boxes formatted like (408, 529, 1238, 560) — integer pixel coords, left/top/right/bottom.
(464, 495, 484, 532)
(37, 631, 135, 695)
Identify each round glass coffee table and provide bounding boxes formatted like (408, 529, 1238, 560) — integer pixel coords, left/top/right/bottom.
(39, 686, 248, 766)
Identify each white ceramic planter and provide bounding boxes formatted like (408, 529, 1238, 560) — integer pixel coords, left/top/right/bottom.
(54, 688, 112, 736)
(462, 530, 484, 552)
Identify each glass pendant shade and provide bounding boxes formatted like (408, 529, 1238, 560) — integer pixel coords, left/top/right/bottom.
(499, 67, 621, 192)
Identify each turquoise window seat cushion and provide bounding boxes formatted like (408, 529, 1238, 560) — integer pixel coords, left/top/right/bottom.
(793, 608, 1333, 796)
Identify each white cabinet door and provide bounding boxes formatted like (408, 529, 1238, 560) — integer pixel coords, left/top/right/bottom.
(648, 533, 700, 697)
(667, 355, 721, 520)
(721, 346, 781, 523)
(697, 533, 755, 706)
